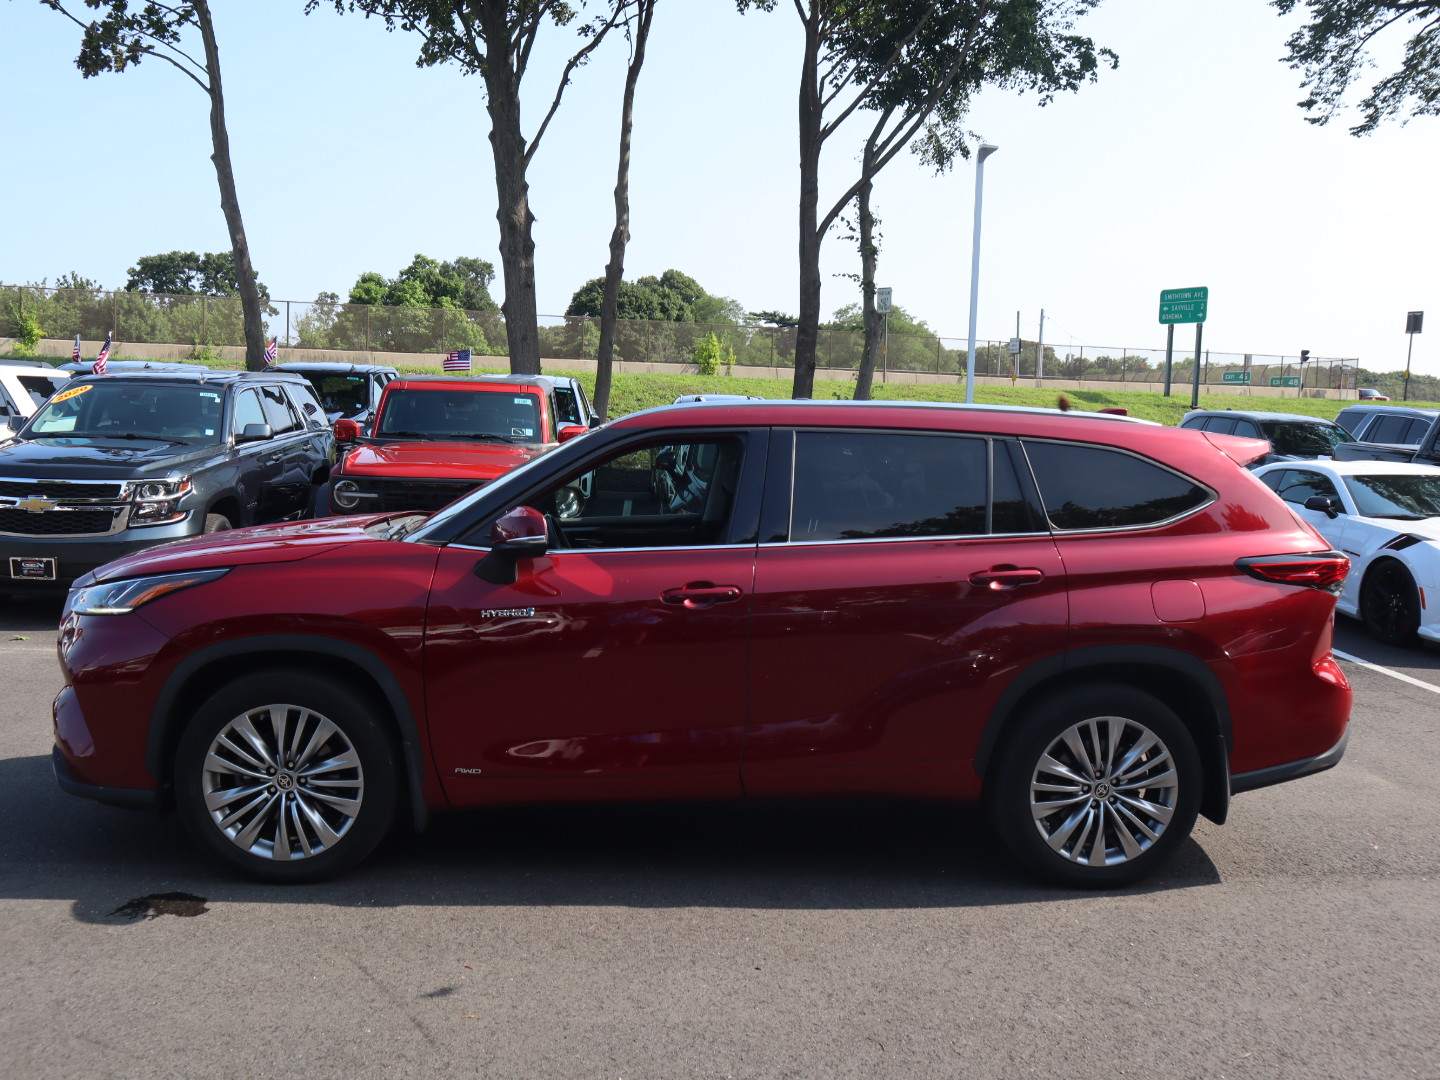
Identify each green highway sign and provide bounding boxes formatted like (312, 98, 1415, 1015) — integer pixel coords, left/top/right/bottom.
(1222, 371, 1251, 384)
(1159, 286, 1209, 324)
(1270, 376, 1301, 387)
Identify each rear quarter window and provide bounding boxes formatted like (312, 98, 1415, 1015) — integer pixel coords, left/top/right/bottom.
(1022, 441, 1212, 530)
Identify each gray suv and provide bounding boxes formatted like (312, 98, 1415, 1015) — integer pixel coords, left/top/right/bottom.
(1179, 409, 1355, 466)
(0, 370, 333, 589)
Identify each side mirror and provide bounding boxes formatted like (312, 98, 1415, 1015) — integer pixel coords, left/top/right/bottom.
(655, 449, 678, 473)
(334, 418, 361, 443)
(1303, 495, 1342, 519)
(475, 505, 549, 585)
(238, 422, 273, 443)
(557, 424, 588, 444)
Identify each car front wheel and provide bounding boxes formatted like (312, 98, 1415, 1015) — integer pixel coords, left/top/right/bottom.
(1359, 559, 1420, 646)
(175, 670, 398, 882)
(989, 685, 1201, 888)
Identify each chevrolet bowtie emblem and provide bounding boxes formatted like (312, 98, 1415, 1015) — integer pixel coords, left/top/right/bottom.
(16, 497, 57, 513)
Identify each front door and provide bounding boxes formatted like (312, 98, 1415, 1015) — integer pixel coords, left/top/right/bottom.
(425, 431, 761, 806)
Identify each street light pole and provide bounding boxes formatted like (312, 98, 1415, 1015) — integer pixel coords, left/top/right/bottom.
(965, 143, 999, 404)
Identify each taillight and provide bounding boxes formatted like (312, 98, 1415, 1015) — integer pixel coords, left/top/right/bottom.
(1236, 551, 1349, 594)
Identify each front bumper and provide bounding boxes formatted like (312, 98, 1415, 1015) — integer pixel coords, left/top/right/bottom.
(0, 515, 203, 588)
(52, 746, 162, 811)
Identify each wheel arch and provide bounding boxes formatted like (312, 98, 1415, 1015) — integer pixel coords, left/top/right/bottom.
(147, 635, 431, 832)
(975, 645, 1232, 825)
(205, 494, 243, 527)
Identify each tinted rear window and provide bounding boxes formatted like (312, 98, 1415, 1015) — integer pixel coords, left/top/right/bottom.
(1022, 442, 1210, 530)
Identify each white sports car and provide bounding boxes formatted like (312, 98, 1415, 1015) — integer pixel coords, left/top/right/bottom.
(1253, 459, 1440, 646)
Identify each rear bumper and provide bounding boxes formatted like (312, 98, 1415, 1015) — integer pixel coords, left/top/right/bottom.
(1230, 728, 1348, 795)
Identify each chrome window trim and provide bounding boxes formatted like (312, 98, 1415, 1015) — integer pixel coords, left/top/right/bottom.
(445, 540, 761, 556)
(1017, 437, 1218, 534)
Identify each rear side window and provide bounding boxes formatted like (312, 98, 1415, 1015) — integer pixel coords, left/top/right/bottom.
(259, 385, 301, 435)
(790, 431, 1034, 541)
(1023, 442, 1211, 530)
(1366, 415, 1428, 444)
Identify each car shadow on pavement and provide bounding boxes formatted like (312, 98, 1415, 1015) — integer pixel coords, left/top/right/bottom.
(0, 754, 1222, 920)
(0, 592, 64, 633)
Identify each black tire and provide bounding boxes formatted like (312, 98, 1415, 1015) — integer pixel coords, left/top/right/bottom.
(174, 670, 399, 883)
(988, 684, 1201, 889)
(1359, 559, 1421, 646)
(203, 512, 231, 534)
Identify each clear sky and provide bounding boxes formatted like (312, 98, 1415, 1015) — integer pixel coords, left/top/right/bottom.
(2, 0, 1436, 373)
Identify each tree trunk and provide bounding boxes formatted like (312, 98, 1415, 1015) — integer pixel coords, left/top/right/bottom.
(596, 0, 655, 421)
(480, 13, 541, 376)
(194, 1, 264, 371)
(853, 176, 881, 400)
(792, 3, 823, 400)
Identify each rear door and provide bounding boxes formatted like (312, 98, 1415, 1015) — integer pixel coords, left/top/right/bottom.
(743, 429, 1068, 798)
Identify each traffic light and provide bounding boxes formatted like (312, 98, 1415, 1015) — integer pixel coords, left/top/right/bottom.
(1300, 349, 1310, 364)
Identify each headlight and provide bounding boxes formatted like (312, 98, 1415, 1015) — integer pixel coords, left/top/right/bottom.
(65, 567, 231, 616)
(125, 478, 193, 525)
(332, 479, 366, 510)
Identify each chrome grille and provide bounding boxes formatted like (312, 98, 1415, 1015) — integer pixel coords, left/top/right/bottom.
(0, 478, 125, 500)
(0, 507, 122, 536)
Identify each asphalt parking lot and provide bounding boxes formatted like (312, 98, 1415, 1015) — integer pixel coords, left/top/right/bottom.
(1, 595, 1437, 1080)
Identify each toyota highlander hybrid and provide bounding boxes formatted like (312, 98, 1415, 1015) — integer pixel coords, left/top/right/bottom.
(52, 400, 1352, 887)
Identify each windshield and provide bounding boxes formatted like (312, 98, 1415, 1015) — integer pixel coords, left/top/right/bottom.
(1344, 473, 1440, 518)
(1261, 420, 1354, 456)
(301, 373, 371, 418)
(24, 381, 223, 444)
(376, 388, 544, 443)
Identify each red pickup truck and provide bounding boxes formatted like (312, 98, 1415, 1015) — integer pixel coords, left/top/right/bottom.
(325, 374, 593, 515)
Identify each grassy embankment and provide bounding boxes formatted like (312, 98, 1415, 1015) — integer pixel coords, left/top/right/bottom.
(10, 353, 1437, 424)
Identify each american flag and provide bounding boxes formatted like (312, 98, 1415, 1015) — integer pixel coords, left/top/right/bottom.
(72, 334, 81, 362)
(444, 348, 472, 373)
(262, 338, 278, 367)
(94, 331, 112, 376)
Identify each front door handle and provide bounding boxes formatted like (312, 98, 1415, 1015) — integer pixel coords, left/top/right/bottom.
(968, 566, 1045, 591)
(661, 582, 744, 608)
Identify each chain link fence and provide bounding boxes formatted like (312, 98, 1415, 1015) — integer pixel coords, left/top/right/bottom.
(2, 283, 1357, 391)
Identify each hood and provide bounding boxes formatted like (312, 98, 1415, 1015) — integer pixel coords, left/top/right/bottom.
(92, 513, 401, 582)
(0, 436, 218, 478)
(341, 439, 547, 480)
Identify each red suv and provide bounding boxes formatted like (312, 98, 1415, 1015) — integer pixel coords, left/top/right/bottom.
(52, 401, 1351, 886)
(325, 374, 592, 515)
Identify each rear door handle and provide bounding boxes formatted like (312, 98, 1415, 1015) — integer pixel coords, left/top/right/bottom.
(661, 582, 744, 608)
(968, 566, 1045, 591)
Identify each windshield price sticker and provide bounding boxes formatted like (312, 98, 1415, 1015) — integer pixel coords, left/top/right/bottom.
(51, 384, 94, 405)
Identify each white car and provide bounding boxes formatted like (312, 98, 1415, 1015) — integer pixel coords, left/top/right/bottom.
(1253, 459, 1440, 645)
(0, 361, 71, 440)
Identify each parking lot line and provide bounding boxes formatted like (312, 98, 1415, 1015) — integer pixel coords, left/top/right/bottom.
(1333, 648, 1440, 695)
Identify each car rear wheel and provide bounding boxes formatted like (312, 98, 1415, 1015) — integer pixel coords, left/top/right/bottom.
(989, 685, 1201, 888)
(1359, 559, 1421, 646)
(174, 670, 398, 882)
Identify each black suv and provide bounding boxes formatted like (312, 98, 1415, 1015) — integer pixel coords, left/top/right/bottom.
(0, 370, 333, 589)
(1178, 409, 1355, 465)
(273, 361, 398, 434)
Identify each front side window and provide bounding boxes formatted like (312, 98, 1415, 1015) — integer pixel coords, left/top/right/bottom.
(1023, 441, 1211, 530)
(524, 436, 745, 549)
(1269, 469, 1340, 505)
(232, 389, 266, 436)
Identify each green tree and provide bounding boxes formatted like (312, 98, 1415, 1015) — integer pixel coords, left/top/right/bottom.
(309, 0, 628, 375)
(39, 1, 271, 369)
(566, 270, 738, 324)
(126, 251, 270, 300)
(738, 0, 1113, 400)
(331, 256, 500, 354)
(1272, 1, 1440, 135)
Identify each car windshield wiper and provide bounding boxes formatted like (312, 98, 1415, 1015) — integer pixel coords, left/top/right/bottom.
(455, 432, 516, 443)
(1369, 512, 1433, 520)
(378, 430, 428, 438)
(64, 432, 191, 444)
